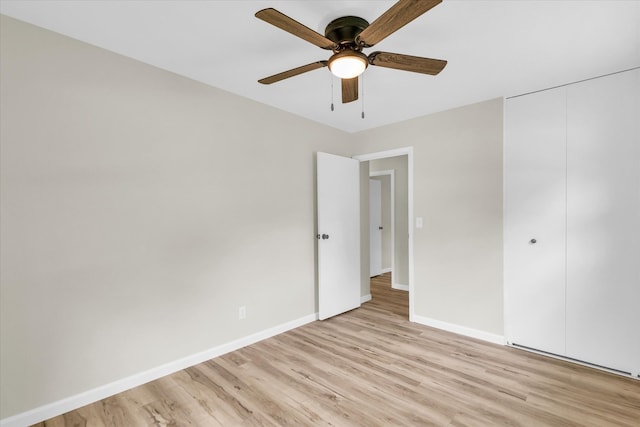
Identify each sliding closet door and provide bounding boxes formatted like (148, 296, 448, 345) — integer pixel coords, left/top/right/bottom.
(504, 88, 567, 355)
(566, 69, 640, 374)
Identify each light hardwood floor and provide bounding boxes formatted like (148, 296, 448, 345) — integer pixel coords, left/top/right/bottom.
(34, 273, 640, 426)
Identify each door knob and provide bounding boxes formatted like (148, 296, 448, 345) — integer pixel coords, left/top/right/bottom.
(322, 234, 329, 240)
(530, 238, 537, 244)
(378, 226, 383, 230)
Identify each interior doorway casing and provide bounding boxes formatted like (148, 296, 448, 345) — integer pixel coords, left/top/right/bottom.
(353, 147, 414, 322)
(369, 178, 383, 277)
(370, 170, 395, 280)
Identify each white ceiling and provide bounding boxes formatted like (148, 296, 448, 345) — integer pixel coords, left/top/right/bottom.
(1, 0, 639, 133)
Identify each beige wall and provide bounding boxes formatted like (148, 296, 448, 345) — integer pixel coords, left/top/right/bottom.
(1, 15, 504, 421)
(353, 98, 504, 336)
(359, 162, 371, 298)
(0, 16, 353, 419)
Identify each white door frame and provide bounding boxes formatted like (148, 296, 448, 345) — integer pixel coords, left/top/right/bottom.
(369, 170, 395, 280)
(368, 178, 383, 277)
(353, 147, 414, 322)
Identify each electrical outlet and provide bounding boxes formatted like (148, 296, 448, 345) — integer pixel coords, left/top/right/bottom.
(238, 306, 246, 320)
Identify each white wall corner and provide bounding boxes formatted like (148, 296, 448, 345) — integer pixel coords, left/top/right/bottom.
(391, 283, 409, 291)
(412, 315, 505, 346)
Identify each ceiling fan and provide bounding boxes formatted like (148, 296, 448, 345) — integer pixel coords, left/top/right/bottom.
(255, 0, 447, 104)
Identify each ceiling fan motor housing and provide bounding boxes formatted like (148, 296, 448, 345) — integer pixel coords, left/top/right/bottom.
(324, 16, 369, 48)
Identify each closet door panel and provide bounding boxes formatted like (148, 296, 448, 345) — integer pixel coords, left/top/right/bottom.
(504, 88, 567, 355)
(566, 69, 640, 374)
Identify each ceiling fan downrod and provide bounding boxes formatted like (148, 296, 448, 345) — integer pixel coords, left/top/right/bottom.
(324, 16, 370, 50)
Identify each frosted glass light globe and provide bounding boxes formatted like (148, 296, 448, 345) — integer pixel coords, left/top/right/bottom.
(328, 51, 368, 79)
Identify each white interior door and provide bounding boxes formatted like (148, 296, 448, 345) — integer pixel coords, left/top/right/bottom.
(317, 152, 361, 320)
(369, 179, 382, 277)
(504, 87, 567, 355)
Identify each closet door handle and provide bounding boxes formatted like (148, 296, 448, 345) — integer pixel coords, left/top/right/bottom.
(529, 238, 537, 244)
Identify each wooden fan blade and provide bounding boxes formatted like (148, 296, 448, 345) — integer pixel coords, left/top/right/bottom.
(369, 51, 447, 75)
(342, 77, 359, 103)
(255, 8, 336, 50)
(357, 0, 442, 47)
(258, 61, 328, 85)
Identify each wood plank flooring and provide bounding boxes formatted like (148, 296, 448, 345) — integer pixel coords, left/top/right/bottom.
(34, 273, 640, 426)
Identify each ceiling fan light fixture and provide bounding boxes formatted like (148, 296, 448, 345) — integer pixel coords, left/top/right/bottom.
(328, 50, 368, 79)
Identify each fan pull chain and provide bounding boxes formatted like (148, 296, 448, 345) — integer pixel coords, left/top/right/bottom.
(361, 74, 365, 119)
(330, 74, 335, 111)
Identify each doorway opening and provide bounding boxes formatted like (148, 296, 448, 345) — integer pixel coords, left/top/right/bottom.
(354, 147, 414, 321)
(369, 170, 394, 279)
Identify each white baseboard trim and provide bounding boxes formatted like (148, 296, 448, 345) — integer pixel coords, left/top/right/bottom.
(361, 294, 372, 303)
(0, 313, 318, 427)
(412, 315, 505, 345)
(392, 283, 409, 291)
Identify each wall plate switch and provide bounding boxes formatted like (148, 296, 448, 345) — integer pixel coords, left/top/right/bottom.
(416, 217, 423, 229)
(239, 306, 246, 320)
